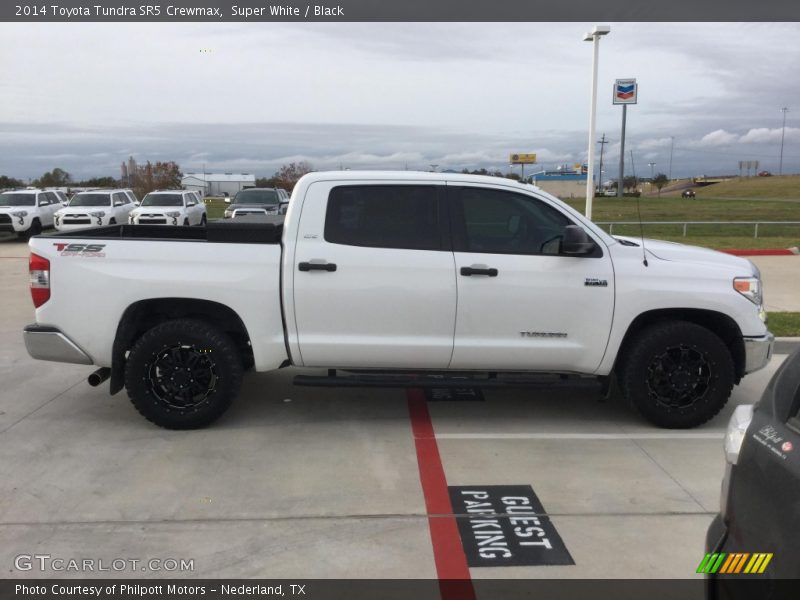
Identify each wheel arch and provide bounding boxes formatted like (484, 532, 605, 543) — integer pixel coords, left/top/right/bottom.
(614, 308, 746, 383)
(110, 298, 252, 395)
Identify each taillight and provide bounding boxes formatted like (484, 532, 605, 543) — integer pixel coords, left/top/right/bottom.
(29, 252, 50, 308)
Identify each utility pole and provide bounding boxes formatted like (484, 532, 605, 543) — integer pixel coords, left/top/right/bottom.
(779, 107, 789, 175)
(668, 136, 674, 180)
(597, 134, 608, 193)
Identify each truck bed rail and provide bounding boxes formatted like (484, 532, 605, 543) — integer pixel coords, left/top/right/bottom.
(39, 218, 284, 244)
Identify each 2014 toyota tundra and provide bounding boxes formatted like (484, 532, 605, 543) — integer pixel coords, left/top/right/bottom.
(22, 171, 774, 429)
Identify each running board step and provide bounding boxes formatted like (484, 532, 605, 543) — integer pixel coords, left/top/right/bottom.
(293, 372, 602, 389)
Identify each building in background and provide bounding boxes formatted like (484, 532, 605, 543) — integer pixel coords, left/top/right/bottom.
(181, 173, 256, 197)
(529, 168, 588, 199)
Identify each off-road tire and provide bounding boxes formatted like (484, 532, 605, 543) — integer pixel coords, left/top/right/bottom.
(124, 319, 243, 429)
(619, 321, 734, 429)
(19, 218, 42, 239)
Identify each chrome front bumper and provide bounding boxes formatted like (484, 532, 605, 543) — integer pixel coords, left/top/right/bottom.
(743, 332, 774, 374)
(23, 325, 93, 365)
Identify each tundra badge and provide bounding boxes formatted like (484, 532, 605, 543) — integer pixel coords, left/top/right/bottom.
(584, 278, 608, 287)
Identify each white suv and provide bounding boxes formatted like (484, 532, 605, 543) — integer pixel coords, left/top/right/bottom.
(0, 189, 61, 237)
(129, 190, 207, 226)
(55, 189, 137, 231)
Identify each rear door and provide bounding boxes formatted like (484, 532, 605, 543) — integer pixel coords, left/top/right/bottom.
(290, 181, 457, 369)
(448, 184, 614, 374)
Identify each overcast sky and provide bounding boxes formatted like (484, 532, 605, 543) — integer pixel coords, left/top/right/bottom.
(1, 22, 798, 180)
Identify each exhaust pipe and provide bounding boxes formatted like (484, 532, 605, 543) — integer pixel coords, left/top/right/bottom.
(88, 367, 111, 387)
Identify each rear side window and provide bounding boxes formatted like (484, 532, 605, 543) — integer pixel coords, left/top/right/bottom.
(325, 185, 441, 251)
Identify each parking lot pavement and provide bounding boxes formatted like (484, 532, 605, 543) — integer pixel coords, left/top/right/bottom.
(749, 255, 800, 311)
(0, 234, 790, 583)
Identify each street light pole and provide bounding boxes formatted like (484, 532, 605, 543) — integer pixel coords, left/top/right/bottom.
(583, 25, 610, 220)
(779, 107, 789, 175)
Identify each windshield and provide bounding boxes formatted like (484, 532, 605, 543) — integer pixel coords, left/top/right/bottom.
(69, 193, 112, 207)
(234, 189, 279, 205)
(0, 193, 36, 207)
(141, 193, 184, 207)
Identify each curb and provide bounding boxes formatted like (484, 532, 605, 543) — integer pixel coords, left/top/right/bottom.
(775, 337, 800, 354)
(720, 248, 799, 257)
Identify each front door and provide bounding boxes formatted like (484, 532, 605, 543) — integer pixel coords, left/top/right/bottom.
(448, 184, 615, 374)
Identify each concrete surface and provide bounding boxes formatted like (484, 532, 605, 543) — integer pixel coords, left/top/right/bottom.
(749, 255, 800, 311)
(0, 233, 795, 583)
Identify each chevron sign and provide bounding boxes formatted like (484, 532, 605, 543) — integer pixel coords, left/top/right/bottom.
(613, 79, 638, 104)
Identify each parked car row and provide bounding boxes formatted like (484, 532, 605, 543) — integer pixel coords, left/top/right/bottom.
(0, 188, 207, 237)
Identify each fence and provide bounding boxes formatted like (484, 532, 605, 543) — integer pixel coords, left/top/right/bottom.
(595, 221, 800, 239)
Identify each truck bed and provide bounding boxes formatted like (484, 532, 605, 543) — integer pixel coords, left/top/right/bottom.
(43, 217, 284, 244)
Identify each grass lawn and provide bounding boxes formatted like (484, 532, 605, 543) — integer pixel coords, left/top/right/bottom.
(692, 175, 800, 200)
(768, 312, 800, 337)
(203, 197, 227, 219)
(562, 194, 800, 250)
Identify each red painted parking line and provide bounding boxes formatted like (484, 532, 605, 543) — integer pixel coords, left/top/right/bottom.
(719, 248, 796, 256)
(407, 389, 475, 600)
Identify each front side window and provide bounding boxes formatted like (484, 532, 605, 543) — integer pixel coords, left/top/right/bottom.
(325, 185, 440, 251)
(453, 187, 571, 255)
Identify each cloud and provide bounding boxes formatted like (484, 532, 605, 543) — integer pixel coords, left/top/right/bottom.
(699, 129, 739, 147)
(739, 127, 800, 145)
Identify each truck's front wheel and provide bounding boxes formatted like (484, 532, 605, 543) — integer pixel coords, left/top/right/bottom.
(124, 319, 243, 429)
(619, 321, 734, 429)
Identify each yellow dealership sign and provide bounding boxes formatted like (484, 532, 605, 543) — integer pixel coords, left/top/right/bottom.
(510, 153, 537, 164)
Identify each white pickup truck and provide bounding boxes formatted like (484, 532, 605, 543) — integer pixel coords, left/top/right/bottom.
(23, 171, 773, 430)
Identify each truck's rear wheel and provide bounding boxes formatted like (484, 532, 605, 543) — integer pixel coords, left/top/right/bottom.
(619, 321, 734, 429)
(124, 319, 243, 429)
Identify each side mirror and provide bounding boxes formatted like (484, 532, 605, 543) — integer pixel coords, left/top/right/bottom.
(224, 197, 231, 204)
(134, 201, 140, 206)
(561, 225, 596, 255)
